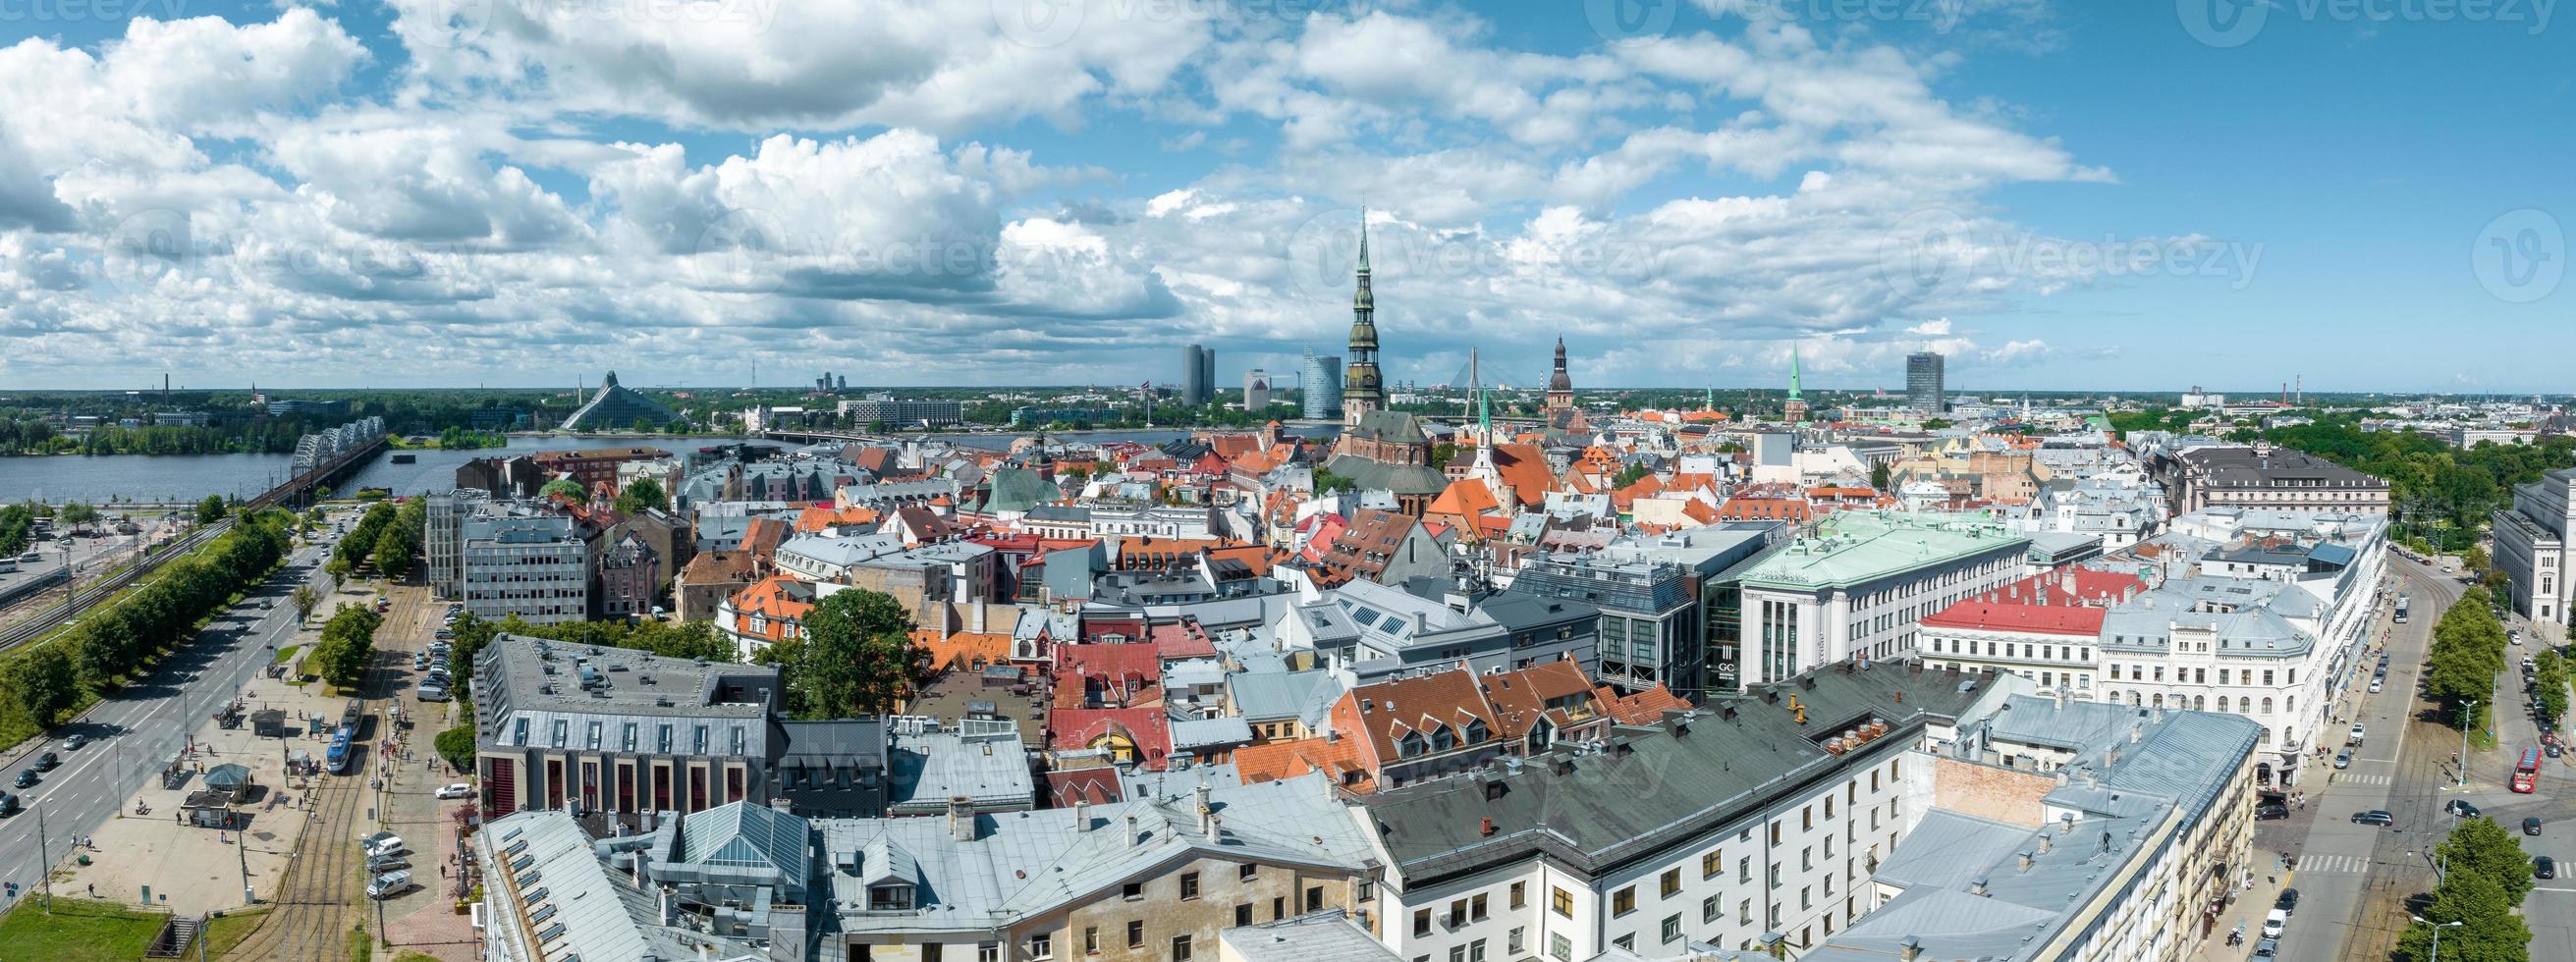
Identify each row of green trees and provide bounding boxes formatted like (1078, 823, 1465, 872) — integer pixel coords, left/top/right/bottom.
(2260, 413, 2576, 551)
(2426, 588, 2509, 734)
(0, 504, 35, 556)
(2400, 816, 2537, 961)
(2535, 650, 2569, 723)
(0, 509, 294, 730)
(309, 606, 382, 689)
(326, 501, 413, 582)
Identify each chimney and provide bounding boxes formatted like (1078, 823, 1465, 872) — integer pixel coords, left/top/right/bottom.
(1075, 799, 1093, 832)
(1898, 936, 1924, 962)
(660, 884, 677, 926)
(2060, 814, 2076, 834)
(2017, 851, 2034, 873)
(1204, 814, 1222, 843)
(1125, 813, 1143, 848)
(948, 796, 977, 841)
(2129, 722, 2142, 744)
(1971, 877, 1989, 896)
(2055, 686, 2068, 710)
(1194, 784, 1215, 835)
(1480, 817, 1497, 837)
(2038, 834, 2053, 855)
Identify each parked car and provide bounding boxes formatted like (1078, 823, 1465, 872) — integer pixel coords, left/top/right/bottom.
(2447, 799, 2481, 819)
(2349, 724, 2367, 744)
(366, 854, 409, 874)
(2538, 856, 2558, 881)
(2257, 801, 2290, 821)
(362, 832, 404, 858)
(365, 870, 412, 900)
(434, 782, 473, 799)
(417, 685, 450, 703)
(2275, 888, 2299, 914)
(2525, 817, 2545, 836)
(2252, 936, 2279, 960)
(2369, 678, 2384, 693)
(2353, 810, 2395, 827)
(2333, 749, 2353, 770)
(2262, 909, 2287, 938)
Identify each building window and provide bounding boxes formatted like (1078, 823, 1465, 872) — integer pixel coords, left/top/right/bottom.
(1509, 929, 1525, 955)
(1415, 910, 1433, 937)
(1552, 887, 1573, 918)
(1124, 882, 1143, 901)
(1550, 934, 1572, 961)
(1127, 921, 1145, 949)
(1660, 869, 1681, 898)
(1703, 850, 1724, 880)
(1471, 893, 1489, 921)
(1084, 928, 1100, 955)
(1662, 914, 1683, 943)
(1171, 935, 1192, 961)
(980, 945, 1000, 962)
(1239, 864, 1258, 882)
(1510, 882, 1527, 909)
(1613, 885, 1636, 917)
(1703, 894, 1720, 923)
(1236, 904, 1253, 927)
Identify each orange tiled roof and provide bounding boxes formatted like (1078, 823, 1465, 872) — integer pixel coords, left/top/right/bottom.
(795, 506, 881, 533)
(918, 630, 1015, 672)
(1233, 734, 1375, 792)
(1595, 683, 1694, 725)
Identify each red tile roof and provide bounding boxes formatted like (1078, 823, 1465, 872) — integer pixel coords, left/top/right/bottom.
(1919, 569, 2148, 637)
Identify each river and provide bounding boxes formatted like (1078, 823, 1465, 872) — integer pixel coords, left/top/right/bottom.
(0, 422, 1346, 504)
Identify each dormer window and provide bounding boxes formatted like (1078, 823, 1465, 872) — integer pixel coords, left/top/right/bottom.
(1398, 732, 1427, 758)
(1430, 724, 1455, 752)
(868, 884, 914, 911)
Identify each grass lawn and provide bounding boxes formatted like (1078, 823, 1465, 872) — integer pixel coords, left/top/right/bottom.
(273, 644, 301, 664)
(199, 906, 269, 957)
(0, 898, 171, 961)
(346, 925, 373, 961)
(394, 952, 442, 962)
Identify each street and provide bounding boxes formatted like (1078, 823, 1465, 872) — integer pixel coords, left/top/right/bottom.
(0, 533, 336, 909)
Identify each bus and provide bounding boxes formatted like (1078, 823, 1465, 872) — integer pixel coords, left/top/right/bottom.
(326, 727, 356, 775)
(2395, 594, 2411, 624)
(2513, 747, 2543, 793)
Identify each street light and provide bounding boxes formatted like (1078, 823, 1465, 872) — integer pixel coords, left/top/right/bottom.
(2410, 917, 2463, 962)
(2458, 699, 2477, 788)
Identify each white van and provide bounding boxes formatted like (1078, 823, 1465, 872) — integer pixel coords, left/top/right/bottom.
(366, 870, 412, 900)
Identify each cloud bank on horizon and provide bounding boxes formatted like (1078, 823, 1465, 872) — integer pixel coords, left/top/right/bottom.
(0, 0, 2391, 391)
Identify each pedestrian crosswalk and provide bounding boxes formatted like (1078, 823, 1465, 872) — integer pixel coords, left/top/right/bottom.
(2329, 773, 2392, 786)
(2291, 854, 2375, 875)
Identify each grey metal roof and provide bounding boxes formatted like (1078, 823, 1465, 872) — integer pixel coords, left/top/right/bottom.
(1221, 910, 1403, 962)
(887, 728, 1036, 815)
(679, 801, 808, 877)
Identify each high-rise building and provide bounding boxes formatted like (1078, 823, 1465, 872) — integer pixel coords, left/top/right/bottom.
(1302, 347, 1343, 421)
(1181, 345, 1212, 405)
(1906, 350, 1946, 413)
(1342, 208, 1386, 426)
(1243, 369, 1273, 410)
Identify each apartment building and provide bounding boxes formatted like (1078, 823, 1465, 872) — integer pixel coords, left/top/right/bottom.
(459, 509, 590, 625)
(1507, 553, 1705, 695)
(2492, 466, 2576, 624)
(1918, 568, 2148, 698)
(1364, 664, 2001, 962)
(1733, 511, 2030, 687)
(2151, 443, 2390, 516)
(467, 634, 891, 821)
(424, 487, 490, 598)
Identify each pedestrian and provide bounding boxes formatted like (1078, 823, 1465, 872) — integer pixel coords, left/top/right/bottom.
(86, 883, 93, 897)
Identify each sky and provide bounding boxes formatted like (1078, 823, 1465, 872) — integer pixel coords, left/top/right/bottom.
(0, 0, 2566, 395)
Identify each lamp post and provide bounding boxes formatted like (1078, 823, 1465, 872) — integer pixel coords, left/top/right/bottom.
(2411, 917, 2463, 962)
(2458, 699, 2477, 788)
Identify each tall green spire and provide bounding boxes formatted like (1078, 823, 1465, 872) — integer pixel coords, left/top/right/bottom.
(1787, 342, 1803, 401)
(1357, 205, 1370, 274)
(1475, 347, 1492, 439)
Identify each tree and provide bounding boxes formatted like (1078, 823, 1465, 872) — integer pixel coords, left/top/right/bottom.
(795, 588, 919, 719)
(311, 606, 382, 690)
(0, 504, 31, 557)
(1921, 417, 1954, 430)
(1870, 462, 1892, 492)
(614, 477, 668, 516)
(291, 585, 320, 622)
(2426, 589, 2507, 725)
(539, 478, 585, 503)
(376, 523, 417, 580)
(748, 634, 813, 719)
(2538, 651, 2570, 724)
(324, 554, 352, 586)
(57, 501, 97, 530)
(1313, 468, 1357, 495)
(2398, 855, 2531, 961)
(1612, 462, 1655, 488)
(2439, 816, 2537, 906)
(195, 494, 228, 525)
(434, 725, 477, 773)
(0, 644, 76, 729)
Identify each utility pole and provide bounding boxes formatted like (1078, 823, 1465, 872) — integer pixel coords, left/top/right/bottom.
(235, 809, 251, 904)
(2459, 699, 2477, 787)
(35, 804, 50, 913)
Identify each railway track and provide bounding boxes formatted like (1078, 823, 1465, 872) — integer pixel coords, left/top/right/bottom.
(221, 642, 393, 962)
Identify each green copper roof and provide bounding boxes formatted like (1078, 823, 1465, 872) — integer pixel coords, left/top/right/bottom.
(1739, 510, 2028, 590)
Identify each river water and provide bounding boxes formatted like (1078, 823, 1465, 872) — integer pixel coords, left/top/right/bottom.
(0, 423, 1345, 504)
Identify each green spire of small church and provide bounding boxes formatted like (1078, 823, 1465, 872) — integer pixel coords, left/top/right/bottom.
(1787, 342, 1803, 401)
(1357, 205, 1370, 274)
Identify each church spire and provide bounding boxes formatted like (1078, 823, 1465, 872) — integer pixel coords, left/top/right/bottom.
(1342, 206, 1386, 426)
(1787, 342, 1802, 401)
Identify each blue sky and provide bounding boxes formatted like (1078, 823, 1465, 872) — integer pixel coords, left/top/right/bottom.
(0, 0, 2563, 394)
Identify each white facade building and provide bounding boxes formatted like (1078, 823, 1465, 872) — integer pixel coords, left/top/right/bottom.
(459, 512, 589, 624)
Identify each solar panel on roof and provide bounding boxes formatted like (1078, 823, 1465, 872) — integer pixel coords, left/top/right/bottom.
(523, 885, 549, 905)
